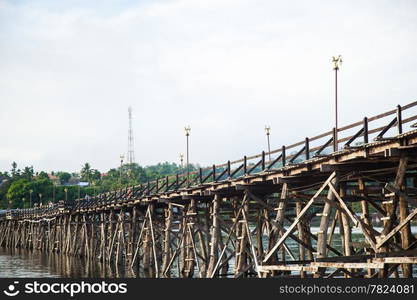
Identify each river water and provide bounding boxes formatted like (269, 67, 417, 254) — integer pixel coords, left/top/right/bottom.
(1, 227, 416, 278)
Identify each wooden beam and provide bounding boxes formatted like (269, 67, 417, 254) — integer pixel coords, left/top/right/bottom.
(258, 265, 318, 272)
(375, 257, 417, 264)
(376, 208, 417, 249)
(310, 262, 384, 269)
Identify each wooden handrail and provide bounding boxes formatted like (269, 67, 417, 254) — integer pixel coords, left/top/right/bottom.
(8, 100, 417, 213)
(86, 100, 417, 201)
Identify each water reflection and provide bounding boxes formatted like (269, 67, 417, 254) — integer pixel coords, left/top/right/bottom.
(0, 248, 139, 278)
(1, 228, 416, 278)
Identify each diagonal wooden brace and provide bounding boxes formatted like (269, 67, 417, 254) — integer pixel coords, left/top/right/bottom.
(376, 208, 417, 249)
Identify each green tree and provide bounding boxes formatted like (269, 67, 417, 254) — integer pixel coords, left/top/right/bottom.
(56, 171, 71, 185)
(22, 166, 34, 181)
(6, 178, 30, 208)
(80, 163, 92, 183)
(37, 171, 49, 180)
(11, 161, 19, 178)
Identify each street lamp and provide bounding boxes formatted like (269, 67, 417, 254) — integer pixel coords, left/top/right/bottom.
(119, 154, 124, 184)
(265, 125, 271, 161)
(64, 188, 68, 202)
(184, 126, 191, 185)
(22, 197, 26, 209)
(38, 193, 42, 206)
(179, 153, 184, 173)
(53, 182, 56, 202)
(332, 55, 342, 150)
(29, 189, 33, 208)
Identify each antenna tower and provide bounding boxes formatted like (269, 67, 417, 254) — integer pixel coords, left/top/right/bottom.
(127, 106, 135, 164)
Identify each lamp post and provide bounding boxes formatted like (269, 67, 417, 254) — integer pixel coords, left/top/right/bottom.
(119, 154, 124, 185)
(22, 197, 26, 209)
(179, 153, 184, 173)
(29, 189, 33, 208)
(265, 125, 271, 161)
(184, 126, 191, 185)
(53, 182, 56, 203)
(64, 188, 68, 203)
(332, 55, 342, 150)
(39, 193, 42, 206)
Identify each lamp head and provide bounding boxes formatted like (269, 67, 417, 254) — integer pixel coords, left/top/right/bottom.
(184, 126, 191, 136)
(332, 55, 342, 70)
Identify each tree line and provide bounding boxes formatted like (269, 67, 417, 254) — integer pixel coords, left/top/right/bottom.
(0, 161, 197, 209)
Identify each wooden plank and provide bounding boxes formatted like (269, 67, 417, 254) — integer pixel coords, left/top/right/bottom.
(311, 262, 384, 269)
(375, 257, 417, 264)
(258, 265, 318, 272)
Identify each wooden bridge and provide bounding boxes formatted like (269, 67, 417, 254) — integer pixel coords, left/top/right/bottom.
(2, 101, 417, 278)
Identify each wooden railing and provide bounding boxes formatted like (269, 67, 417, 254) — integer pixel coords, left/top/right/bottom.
(2, 100, 417, 219)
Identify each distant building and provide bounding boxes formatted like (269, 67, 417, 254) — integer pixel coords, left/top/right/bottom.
(48, 174, 59, 184)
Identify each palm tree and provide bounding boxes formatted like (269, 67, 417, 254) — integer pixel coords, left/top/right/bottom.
(81, 163, 92, 184)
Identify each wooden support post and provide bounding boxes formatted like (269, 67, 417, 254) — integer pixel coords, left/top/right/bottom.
(315, 173, 339, 277)
(183, 199, 196, 278)
(235, 195, 249, 277)
(399, 184, 413, 277)
(207, 195, 220, 277)
(296, 201, 306, 278)
(340, 184, 352, 257)
(162, 204, 172, 277)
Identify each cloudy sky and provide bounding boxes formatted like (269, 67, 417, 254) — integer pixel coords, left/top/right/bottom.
(0, 0, 416, 173)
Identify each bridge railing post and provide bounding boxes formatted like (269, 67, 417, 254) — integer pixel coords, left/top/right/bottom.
(261, 151, 265, 171)
(363, 117, 369, 143)
(397, 104, 402, 134)
(282, 145, 286, 166)
(227, 160, 231, 178)
(333, 127, 337, 152)
(213, 165, 216, 182)
(199, 168, 203, 184)
(305, 137, 310, 160)
(244, 156, 247, 175)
